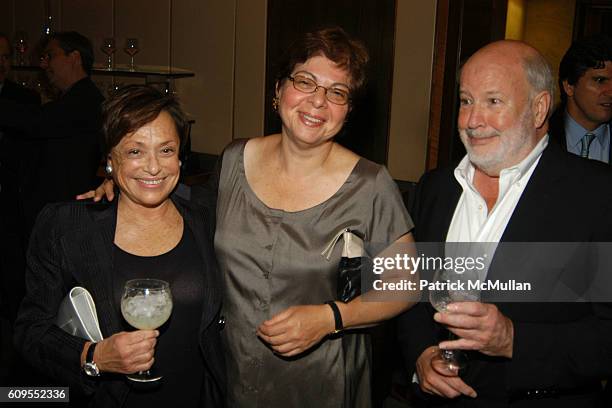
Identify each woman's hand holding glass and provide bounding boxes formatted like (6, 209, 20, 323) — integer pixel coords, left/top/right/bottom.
(85, 330, 159, 374)
(256, 305, 335, 357)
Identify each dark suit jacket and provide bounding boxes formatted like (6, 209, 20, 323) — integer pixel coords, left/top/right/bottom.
(0, 79, 40, 195)
(397, 142, 612, 407)
(13, 195, 226, 407)
(0, 80, 40, 320)
(548, 107, 566, 149)
(0, 79, 40, 104)
(0, 77, 104, 233)
(549, 107, 612, 164)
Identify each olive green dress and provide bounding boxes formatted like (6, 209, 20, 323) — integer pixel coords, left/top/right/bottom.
(214, 140, 413, 407)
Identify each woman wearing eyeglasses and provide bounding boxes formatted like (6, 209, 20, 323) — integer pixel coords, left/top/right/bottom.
(84, 27, 417, 407)
(212, 27, 416, 408)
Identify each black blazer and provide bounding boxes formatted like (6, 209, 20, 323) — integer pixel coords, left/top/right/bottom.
(0, 79, 40, 186)
(14, 195, 226, 407)
(549, 107, 612, 164)
(397, 142, 612, 406)
(0, 79, 40, 105)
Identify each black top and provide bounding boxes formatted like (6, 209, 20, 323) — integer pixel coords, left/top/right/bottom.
(113, 226, 204, 407)
(14, 196, 225, 407)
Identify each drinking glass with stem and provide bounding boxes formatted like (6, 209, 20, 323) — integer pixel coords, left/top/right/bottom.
(101, 38, 116, 70)
(124, 38, 140, 71)
(121, 279, 172, 382)
(14, 31, 28, 66)
(429, 266, 481, 371)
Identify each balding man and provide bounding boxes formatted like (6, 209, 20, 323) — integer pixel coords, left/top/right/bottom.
(397, 41, 612, 407)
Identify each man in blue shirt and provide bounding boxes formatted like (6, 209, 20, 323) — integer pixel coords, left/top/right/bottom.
(549, 35, 612, 163)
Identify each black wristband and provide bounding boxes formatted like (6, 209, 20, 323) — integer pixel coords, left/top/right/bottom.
(325, 301, 343, 334)
(86, 342, 97, 364)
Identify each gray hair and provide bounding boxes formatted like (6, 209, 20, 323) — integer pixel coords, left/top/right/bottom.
(522, 52, 554, 116)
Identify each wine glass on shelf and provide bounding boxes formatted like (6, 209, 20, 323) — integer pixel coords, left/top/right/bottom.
(124, 38, 140, 71)
(101, 38, 116, 70)
(120, 279, 173, 382)
(429, 266, 481, 371)
(14, 31, 28, 66)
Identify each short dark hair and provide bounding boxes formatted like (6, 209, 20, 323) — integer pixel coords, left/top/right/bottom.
(276, 27, 370, 99)
(49, 31, 95, 75)
(102, 85, 189, 157)
(0, 32, 12, 55)
(558, 34, 612, 102)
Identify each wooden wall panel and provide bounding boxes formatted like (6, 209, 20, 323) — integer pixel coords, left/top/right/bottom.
(61, 0, 114, 66)
(388, 0, 436, 181)
(114, 0, 170, 67)
(13, 0, 47, 64)
(233, 0, 267, 140)
(172, 0, 236, 153)
(505, 0, 526, 40)
(523, 0, 576, 108)
(0, 0, 15, 38)
(574, 0, 612, 38)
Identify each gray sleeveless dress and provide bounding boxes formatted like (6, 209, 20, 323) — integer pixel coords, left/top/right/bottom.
(214, 139, 413, 407)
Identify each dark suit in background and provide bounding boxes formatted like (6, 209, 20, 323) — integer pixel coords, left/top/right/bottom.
(548, 107, 612, 163)
(0, 78, 40, 314)
(397, 142, 612, 407)
(548, 107, 567, 149)
(0, 76, 104, 235)
(0, 79, 40, 385)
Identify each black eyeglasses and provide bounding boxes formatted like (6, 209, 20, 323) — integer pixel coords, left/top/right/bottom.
(288, 74, 351, 105)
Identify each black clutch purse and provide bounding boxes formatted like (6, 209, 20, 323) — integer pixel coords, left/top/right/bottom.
(322, 229, 367, 303)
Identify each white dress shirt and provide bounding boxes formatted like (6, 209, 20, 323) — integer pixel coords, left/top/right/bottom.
(446, 135, 549, 278)
(564, 112, 610, 163)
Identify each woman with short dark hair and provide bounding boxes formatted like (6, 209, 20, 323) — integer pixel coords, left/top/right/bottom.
(213, 27, 416, 407)
(15, 85, 225, 407)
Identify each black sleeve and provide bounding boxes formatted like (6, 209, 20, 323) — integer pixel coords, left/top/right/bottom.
(0, 90, 100, 141)
(190, 149, 224, 237)
(395, 171, 440, 376)
(507, 191, 612, 389)
(13, 205, 98, 394)
(0, 98, 42, 135)
(507, 304, 612, 390)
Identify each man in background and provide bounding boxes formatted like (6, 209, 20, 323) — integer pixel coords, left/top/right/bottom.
(0, 31, 104, 235)
(549, 34, 612, 163)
